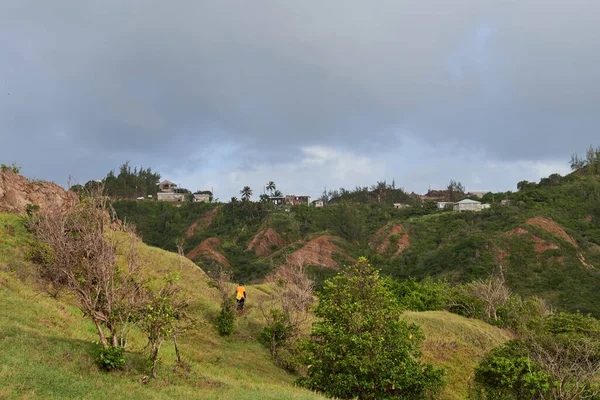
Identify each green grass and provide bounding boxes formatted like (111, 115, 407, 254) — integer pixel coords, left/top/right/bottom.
(0, 213, 326, 400)
(0, 212, 520, 399)
(403, 311, 513, 400)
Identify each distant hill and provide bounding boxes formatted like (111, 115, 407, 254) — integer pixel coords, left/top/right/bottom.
(113, 168, 600, 316)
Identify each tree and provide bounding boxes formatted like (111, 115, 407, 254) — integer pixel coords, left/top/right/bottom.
(26, 186, 145, 349)
(139, 273, 192, 379)
(467, 273, 511, 321)
(240, 186, 253, 202)
(273, 189, 283, 197)
(447, 179, 466, 202)
(260, 267, 315, 361)
(298, 257, 444, 399)
(266, 181, 276, 194)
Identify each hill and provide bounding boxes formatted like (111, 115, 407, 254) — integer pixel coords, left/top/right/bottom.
(113, 169, 600, 316)
(0, 213, 326, 400)
(1, 212, 515, 399)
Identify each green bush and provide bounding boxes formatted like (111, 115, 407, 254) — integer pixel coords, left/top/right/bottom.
(298, 257, 444, 399)
(216, 301, 235, 336)
(95, 345, 126, 371)
(261, 309, 293, 355)
(472, 340, 551, 399)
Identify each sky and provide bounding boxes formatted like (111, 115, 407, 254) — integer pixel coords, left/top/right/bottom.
(1, 0, 598, 201)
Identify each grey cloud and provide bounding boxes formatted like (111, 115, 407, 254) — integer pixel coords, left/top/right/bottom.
(1, 0, 599, 185)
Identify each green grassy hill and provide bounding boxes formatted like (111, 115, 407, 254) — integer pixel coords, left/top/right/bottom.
(1, 212, 515, 399)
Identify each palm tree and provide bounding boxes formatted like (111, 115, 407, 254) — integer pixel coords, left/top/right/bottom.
(273, 189, 283, 197)
(266, 181, 276, 194)
(240, 186, 253, 201)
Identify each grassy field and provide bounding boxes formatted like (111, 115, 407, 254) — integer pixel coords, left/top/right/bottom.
(0, 213, 513, 399)
(403, 311, 513, 400)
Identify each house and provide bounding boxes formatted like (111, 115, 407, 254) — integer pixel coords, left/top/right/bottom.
(157, 192, 185, 202)
(269, 196, 286, 206)
(500, 199, 514, 207)
(453, 199, 482, 212)
(193, 193, 210, 203)
(159, 180, 177, 192)
(481, 203, 491, 209)
(285, 195, 311, 206)
(314, 200, 324, 208)
(436, 201, 454, 211)
(393, 203, 411, 209)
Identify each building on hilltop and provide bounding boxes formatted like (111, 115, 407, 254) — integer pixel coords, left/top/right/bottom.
(453, 199, 482, 212)
(393, 203, 411, 209)
(268, 196, 286, 207)
(159, 180, 177, 192)
(285, 195, 311, 206)
(314, 200, 324, 208)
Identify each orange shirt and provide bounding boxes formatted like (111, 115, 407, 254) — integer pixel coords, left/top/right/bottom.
(236, 285, 246, 300)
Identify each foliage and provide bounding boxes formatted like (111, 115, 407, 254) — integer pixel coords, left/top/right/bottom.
(217, 301, 236, 335)
(388, 277, 451, 312)
(1, 162, 21, 174)
(95, 345, 126, 371)
(472, 340, 551, 399)
(102, 161, 161, 199)
(298, 257, 444, 399)
(240, 186, 253, 201)
(139, 273, 191, 378)
(261, 309, 294, 356)
(474, 312, 600, 399)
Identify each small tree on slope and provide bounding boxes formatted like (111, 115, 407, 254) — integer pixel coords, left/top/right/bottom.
(297, 257, 444, 400)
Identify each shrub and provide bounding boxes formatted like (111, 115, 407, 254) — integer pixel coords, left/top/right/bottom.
(95, 345, 126, 371)
(298, 257, 444, 399)
(261, 309, 293, 355)
(0, 162, 21, 174)
(216, 300, 235, 336)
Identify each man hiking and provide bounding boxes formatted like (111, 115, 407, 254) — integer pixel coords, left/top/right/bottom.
(235, 282, 246, 310)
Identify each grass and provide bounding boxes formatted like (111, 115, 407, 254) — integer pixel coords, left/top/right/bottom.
(0, 212, 516, 399)
(403, 311, 514, 400)
(0, 213, 326, 400)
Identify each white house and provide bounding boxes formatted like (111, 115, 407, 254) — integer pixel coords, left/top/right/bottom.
(453, 199, 482, 212)
(314, 200, 324, 208)
(481, 203, 491, 210)
(393, 203, 411, 209)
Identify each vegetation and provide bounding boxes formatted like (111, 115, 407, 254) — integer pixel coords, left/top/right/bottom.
(298, 257, 444, 399)
(473, 312, 600, 399)
(1, 162, 21, 174)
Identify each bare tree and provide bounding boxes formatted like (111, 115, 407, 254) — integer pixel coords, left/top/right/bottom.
(467, 273, 511, 321)
(27, 186, 144, 349)
(529, 336, 600, 400)
(176, 238, 185, 269)
(260, 266, 315, 356)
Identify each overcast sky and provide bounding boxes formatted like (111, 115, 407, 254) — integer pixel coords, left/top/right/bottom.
(1, 1, 598, 200)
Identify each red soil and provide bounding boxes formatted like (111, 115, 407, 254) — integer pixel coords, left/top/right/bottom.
(186, 207, 220, 238)
(286, 236, 355, 270)
(185, 237, 230, 266)
(247, 227, 286, 257)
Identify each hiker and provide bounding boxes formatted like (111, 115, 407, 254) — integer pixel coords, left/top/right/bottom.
(235, 282, 246, 310)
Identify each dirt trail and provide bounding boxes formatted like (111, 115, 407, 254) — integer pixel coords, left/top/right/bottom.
(185, 237, 230, 266)
(286, 236, 354, 270)
(186, 207, 220, 238)
(247, 227, 286, 257)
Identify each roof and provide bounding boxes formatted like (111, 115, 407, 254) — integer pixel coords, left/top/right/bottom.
(160, 180, 176, 185)
(456, 199, 481, 204)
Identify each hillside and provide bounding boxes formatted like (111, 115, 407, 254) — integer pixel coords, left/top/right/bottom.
(0, 211, 518, 399)
(113, 170, 600, 316)
(0, 213, 326, 400)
